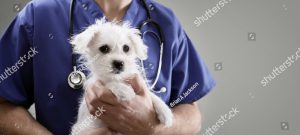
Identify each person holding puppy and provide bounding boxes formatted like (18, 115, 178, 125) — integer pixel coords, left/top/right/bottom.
(0, 0, 216, 135)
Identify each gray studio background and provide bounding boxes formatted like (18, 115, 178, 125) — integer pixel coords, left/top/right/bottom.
(1, 0, 299, 135)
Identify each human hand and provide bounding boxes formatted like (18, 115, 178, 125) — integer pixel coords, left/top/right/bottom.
(78, 127, 114, 135)
(85, 75, 160, 135)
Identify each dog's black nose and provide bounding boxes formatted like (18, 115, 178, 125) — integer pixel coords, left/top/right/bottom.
(112, 60, 124, 72)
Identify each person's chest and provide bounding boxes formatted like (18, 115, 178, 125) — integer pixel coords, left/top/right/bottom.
(32, 0, 176, 103)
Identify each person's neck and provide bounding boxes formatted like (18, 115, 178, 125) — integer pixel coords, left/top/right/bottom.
(95, 0, 132, 21)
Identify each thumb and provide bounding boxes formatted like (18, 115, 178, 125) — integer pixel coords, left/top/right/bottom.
(125, 74, 148, 96)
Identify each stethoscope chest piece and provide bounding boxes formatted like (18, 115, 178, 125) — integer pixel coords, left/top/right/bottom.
(68, 66, 86, 89)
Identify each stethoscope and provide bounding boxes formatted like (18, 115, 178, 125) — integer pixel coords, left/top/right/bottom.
(68, 0, 166, 93)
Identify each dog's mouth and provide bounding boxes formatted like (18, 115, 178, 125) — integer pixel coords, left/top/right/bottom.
(111, 69, 123, 74)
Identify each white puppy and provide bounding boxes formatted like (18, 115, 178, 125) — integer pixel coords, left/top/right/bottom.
(70, 19, 173, 135)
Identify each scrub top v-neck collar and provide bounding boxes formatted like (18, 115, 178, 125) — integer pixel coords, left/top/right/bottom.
(78, 0, 141, 25)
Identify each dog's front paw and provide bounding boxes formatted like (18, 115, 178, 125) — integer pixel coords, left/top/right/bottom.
(106, 83, 135, 101)
(157, 107, 173, 128)
(151, 94, 173, 128)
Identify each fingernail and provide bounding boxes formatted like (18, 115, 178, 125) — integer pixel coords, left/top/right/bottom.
(98, 80, 104, 85)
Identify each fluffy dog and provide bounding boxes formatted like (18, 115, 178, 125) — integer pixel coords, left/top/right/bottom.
(70, 19, 173, 135)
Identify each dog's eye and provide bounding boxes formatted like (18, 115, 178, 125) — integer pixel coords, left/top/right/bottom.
(123, 45, 130, 53)
(99, 45, 110, 54)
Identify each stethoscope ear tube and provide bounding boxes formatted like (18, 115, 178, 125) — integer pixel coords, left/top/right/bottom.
(68, 0, 86, 90)
(139, 0, 166, 93)
(139, 19, 164, 44)
(140, 40, 164, 93)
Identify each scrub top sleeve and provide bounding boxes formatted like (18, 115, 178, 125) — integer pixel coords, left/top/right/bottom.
(170, 33, 216, 106)
(0, 2, 35, 109)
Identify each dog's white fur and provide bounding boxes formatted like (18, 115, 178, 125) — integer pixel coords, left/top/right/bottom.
(70, 19, 173, 135)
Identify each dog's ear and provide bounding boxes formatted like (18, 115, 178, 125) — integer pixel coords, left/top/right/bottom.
(129, 29, 148, 60)
(70, 25, 99, 54)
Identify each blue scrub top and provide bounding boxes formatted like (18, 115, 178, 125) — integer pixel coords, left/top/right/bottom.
(0, 0, 216, 134)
